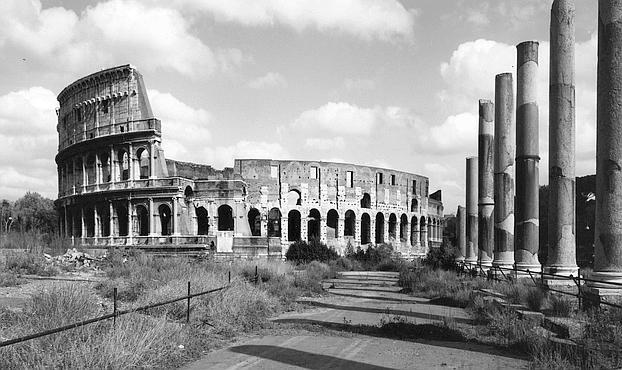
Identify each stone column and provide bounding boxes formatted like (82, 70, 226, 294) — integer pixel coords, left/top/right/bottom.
(80, 207, 86, 242)
(547, 0, 579, 279)
(590, 0, 622, 295)
(493, 73, 516, 269)
(148, 198, 156, 236)
(127, 201, 133, 245)
(457, 206, 467, 262)
(172, 197, 180, 236)
(109, 201, 114, 240)
(320, 217, 327, 243)
(515, 41, 541, 273)
(149, 141, 156, 179)
(479, 100, 495, 269)
(338, 217, 345, 240)
(466, 157, 478, 265)
(94, 206, 99, 238)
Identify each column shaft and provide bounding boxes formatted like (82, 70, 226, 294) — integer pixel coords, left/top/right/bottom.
(466, 157, 478, 264)
(494, 73, 516, 268)
(479, 100, 495, 268)
(547, 0, 579, 278)
(457, 206, 466, 261)
(591, 0, 622, 290)
(515, 41, 541, 272)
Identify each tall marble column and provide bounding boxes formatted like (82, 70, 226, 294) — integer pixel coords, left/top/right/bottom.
(515, 41, 541, 273)
(466, 157, 478, 265)
(457, 206, 467, 262)
(547, 0, 579, 279)
(493, 73, 515, 269)
(589, 0, 622, 295)
(478, 100, 495, 268)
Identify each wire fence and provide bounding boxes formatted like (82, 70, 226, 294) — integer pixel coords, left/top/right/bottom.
(455, 261, 622, 310)
(0, 266, 262, 348)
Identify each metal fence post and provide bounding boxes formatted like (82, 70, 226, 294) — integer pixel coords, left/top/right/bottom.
(228, 270, 231, 283)
(113, 287, 118, 328)
(187, 281, 191, 323)
(255, 265, 258, 284)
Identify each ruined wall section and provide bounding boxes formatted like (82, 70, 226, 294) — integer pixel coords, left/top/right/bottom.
(234, 159, 429, 213)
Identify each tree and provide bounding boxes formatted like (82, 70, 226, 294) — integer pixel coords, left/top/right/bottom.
(12, 192, 57, 234)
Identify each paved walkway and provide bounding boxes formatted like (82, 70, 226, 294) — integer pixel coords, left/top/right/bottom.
(184, 271, 528, 369)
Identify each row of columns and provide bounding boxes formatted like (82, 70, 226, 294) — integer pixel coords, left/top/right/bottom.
(457, 0, 579, 281)
(61, 197, 180, 241)
(59, 142, 156, 194)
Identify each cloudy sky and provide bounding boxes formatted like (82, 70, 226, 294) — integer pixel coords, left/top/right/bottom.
(0, 0, 599, 213)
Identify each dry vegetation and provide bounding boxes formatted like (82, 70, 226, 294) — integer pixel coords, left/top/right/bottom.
(399, 266, 622, 369)
(0, 249, 338, 369)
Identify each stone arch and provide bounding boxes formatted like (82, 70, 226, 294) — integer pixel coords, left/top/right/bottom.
(97, 204, 110, 237)
(86, 155, 96, 185)
(307, 208, 321, 241)
(84, 206, 95, 237)
(248, 208, 261, 236)
(159, 204, 172, 236)
(361, 213, 371, 244)
(184, 185, 194, 199)
(360, 193, 371, 208)
(118, 150, 130, 181)
(135, 204, 149, 236)
(400, 214, 408, 242)
(410, 216, 418, 245)
(100, 152, 110, 183)
(344, 210, 356, 237)
(136, 147, 150, 179)
(268, 208, 281, 237)
(375, 212, 385, 244)
(326, 209, 338, 240)
(288, 210, 301, 241)
(196, 206, 209, 235)
(410, 198, 418, 213)
(388, 213, 397, 240)
(74, 157, 83, 187)
(217, 204, 234, 231)
(287, 189, 302, 206)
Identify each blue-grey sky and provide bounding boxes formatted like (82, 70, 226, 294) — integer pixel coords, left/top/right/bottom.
(0, 0, 599, 213)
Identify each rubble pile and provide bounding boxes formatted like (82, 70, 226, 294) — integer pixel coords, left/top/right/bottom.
(44, 249, 101, 270)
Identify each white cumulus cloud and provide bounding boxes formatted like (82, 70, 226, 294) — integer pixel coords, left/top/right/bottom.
(247, 72, 287, 89)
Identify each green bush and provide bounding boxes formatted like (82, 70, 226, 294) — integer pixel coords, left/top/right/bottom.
(5, 251, 58, 276)
(285, 238, 338, 264)
(422, 246, 456, 270)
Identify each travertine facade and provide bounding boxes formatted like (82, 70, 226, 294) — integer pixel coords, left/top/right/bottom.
(55, 65, 444, 257)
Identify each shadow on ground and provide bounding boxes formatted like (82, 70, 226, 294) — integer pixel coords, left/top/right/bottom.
(229, 345, 394, 370)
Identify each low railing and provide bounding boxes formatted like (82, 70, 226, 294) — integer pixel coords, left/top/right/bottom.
(456, 261, 622, 310)
(58, 177, 192, 197)
(59, 119, 161, 150)
(0, 267, 267, 348)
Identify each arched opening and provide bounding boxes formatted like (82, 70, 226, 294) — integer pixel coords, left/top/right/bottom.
(98, 204, 110, 237)
(184, 186, 194, 200)
(248, 208, 261, 236)
(268, 208, 281, 237)
(410, 198, 418, 213)
(117, 205, 128, 236)
(159, 204, 172, 236)
(361, 213, 371, 244)
(86, 155, 96, 185)
(375, 213, 385, 244)
(100, 153, 110, 182)
(196, 207, 209, 235)
(410, 216, 419, 245)
(135, 205, 149, 236)
(66, 164, 74, 190)
(288, 210, 301, 241)
(400, 214, 408, 242)
(217, 205, 234, 231)
(344, 210, 356, 237)
(427, 217, 432, 242)
(286, 189, 302, 206)
(360, 193, 371, 208)
(137, 148, 150, 179)
(307, 208, 320, 241)
(388, 213, 397, 240)
(420, 216, 427, 245)
(85, 207, 95, 237)
(118, 150, 130, 181)
(74, 158, 83, 188)
(73, 208, 81, 237)
(326, 209, 338, 240)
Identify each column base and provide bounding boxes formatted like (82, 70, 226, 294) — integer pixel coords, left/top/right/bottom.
(478, 259, 493, 271)
(514, 263, 541, 278)
(464, 258, 478, 268)
(543, 265, 579, 282)
(583, 284, 622, 308)
(586, 271, 622, 289)
(455, 256, 465, 262)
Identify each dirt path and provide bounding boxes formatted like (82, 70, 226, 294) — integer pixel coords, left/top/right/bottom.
(184, 271, 528, 369)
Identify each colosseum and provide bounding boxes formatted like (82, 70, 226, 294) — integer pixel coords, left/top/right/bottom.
(55, 65, 444, 259)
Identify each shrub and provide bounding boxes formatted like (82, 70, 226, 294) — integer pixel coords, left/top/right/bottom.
(422, 246, 456, 270)
(549, 295, 574, 317)
(525, 287, 548, 312)
(0, 272, 21, 287)
(5, 251, 58, 276)
(285, 239, 339, 264)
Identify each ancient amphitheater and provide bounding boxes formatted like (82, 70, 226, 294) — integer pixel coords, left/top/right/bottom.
(54, 65, 444, 258)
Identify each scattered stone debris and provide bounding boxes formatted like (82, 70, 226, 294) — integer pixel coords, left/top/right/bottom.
(43, 249, 102, 270)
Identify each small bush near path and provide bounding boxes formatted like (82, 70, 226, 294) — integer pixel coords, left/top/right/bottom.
(285, 239, 339, 264)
